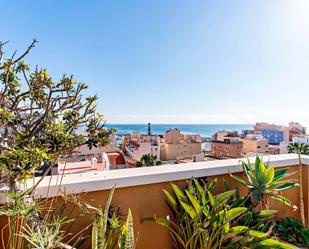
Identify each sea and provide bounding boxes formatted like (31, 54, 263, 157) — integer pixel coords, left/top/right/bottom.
(106, 124, 253, 138)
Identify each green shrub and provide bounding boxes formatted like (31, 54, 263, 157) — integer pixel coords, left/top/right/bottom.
(145, 178, 293, 249)
(230, 157, 298, 209)
(275, 217, 309, 247)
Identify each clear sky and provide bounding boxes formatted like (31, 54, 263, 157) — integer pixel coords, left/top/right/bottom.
(1, 0, 309, 127)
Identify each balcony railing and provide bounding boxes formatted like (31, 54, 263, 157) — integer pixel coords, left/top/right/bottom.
(4, 154, 309, 249)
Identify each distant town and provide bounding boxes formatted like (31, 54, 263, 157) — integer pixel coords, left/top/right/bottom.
(55, 121, 307, 175)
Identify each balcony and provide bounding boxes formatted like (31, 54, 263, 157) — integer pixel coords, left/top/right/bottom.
(1, 154, 308, 249)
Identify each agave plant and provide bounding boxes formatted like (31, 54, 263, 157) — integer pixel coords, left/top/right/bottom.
(21, 217, 74, 249)
(145, 178, 292, 249)
(230, 157, 298, 209)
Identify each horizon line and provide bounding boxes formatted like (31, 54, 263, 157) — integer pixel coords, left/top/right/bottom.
(106, 123, 254, 125)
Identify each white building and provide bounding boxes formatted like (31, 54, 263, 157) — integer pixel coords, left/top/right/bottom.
(279, 141, 290, 154)
(123, 132, 160, 161)
(292, 135, 309, 144)
(280, 135, 309, 154)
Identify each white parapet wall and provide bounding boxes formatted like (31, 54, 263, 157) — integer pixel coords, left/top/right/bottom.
(25, 154, 308, 199)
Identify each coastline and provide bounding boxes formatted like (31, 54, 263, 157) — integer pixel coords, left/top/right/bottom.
(107, 123, 253, 137)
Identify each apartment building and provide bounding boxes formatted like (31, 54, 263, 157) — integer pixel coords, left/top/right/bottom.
(254, 122, 289, 145)
(241, 135, 269, 155)
(123, 132, 160, 161)
(212, 131, 240, 142)
(211, 131, 243, 158)
(160, 129, 202, 161)
(212, 140, 243, 158)
(288, 122, 306, 141)
(254, 122, 305, 145)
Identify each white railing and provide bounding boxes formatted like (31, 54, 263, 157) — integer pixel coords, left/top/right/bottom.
(30, 154, 308, 198)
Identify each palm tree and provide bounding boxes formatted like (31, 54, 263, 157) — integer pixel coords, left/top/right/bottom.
(136, 154, 162, 167)
(288, 142, 309, 227)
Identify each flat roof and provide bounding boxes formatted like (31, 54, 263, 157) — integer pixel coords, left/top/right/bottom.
(212, 140, 243, 144)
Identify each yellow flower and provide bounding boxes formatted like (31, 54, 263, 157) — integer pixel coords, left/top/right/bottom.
(43, 71, 49, 78)
(39, 70, 49, 78)
(97, 113, 104, 119)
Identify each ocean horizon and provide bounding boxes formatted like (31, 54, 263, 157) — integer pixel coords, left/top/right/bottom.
(107, 124, 253, 137)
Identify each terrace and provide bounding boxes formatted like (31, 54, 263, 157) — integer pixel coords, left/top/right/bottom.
(1, 153, 306, 249)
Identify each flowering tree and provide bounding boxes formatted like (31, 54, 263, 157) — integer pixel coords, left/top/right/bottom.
(0, 40, 115, 192)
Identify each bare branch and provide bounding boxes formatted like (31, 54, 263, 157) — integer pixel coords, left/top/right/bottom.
(0, 39, 37, 70)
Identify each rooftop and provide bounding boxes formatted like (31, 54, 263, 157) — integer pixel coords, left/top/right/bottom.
(212, 140, 243, 144)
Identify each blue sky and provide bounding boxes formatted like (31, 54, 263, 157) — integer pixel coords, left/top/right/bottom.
(1, 0, 309, 126)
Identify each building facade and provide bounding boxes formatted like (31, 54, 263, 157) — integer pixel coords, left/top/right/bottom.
(254, 122, 289, 145)
(123, 132, 160, 161)
(160, 129, 202, 161)
(288, 122, 306, 141)
(241, 135, 269, 155)
(212, 140, 243, 158)
(292, 134, 309, 144)
(254, 122, 305, 145)
(260, 129, 284, 145)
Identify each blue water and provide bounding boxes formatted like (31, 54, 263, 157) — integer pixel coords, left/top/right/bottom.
(107, 124, 253, 137)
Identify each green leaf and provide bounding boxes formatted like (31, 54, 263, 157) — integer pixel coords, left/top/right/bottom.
(255, 157, 262, 178)
(193, 179, 205, 195)
(185, 190, 201, 214)
(92, 217, 98, 249)
(273, 182, 299, 191)
(179, 200, 197, 219)
(259, 238, 294, 249)
(171, 183, 187, 202)
(208, 178, 217, 192)
(194, 179, 207, 205)
(242, 160, 259, 187)
(241, 160, 252, 181)
(273, 168, 288, 181)
(123, 209, 134, 249)
(214, 190, 236, 208)
(248, 230, 268, 238)
(228, 226, 248, 234)
(224, 207, 247, 223)
(223, 222, 230, 234)
(300, 229, 309, 244)
(163, 189, 177, 208)
(229, 174, 252, 188)
(207, 190, 215, 207)
(256, 160, 266, 183)
(257, 210, 278, 218)
(267, 180, 298, 190)
(267, 192, 297, 209)
(262, 167, 274, 185)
